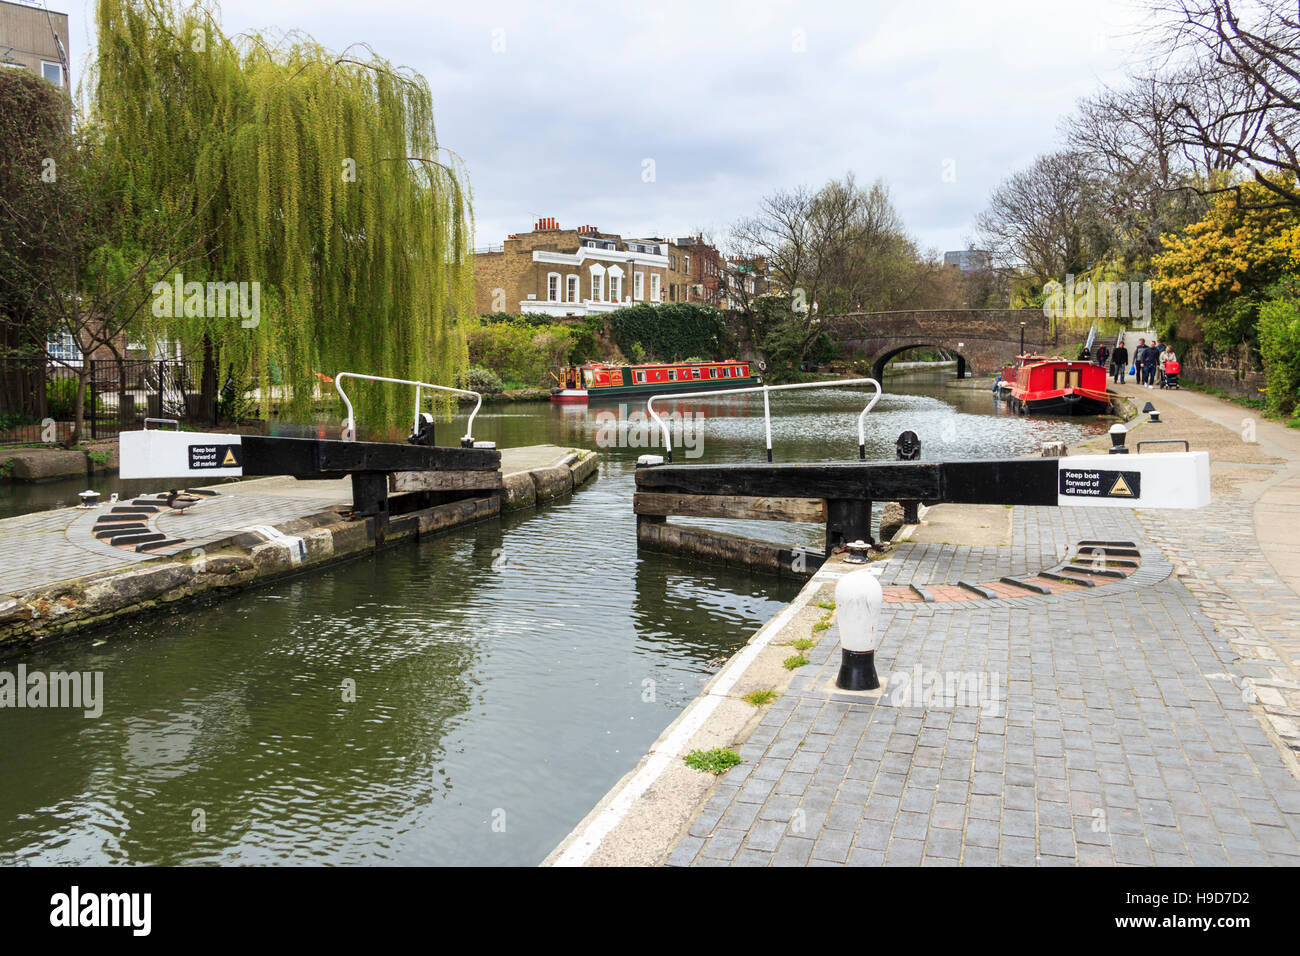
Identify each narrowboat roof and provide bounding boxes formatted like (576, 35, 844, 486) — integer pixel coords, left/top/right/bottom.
(576, 360, 748, 369)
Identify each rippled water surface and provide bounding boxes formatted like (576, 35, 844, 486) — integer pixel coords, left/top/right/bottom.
(0, 373, 1105, 865)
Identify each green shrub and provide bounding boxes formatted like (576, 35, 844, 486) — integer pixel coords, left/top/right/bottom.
(467, 318, 574, 387)
(45, 376, 87, 419)
(1258, 291, 1300, 416)
(567, 316, 605, 363)
(606, 303, 725, 362)
(455, 365, 504, 395)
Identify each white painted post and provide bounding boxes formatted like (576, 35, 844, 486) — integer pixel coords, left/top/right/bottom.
(834, 567, 884, 690)
(762, 383, 773, 463)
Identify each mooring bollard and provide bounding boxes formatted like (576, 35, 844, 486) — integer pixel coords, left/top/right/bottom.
(1108, 423, 1129, 455)
(834, 567, 884, 691)
(896, 430, 921, 523)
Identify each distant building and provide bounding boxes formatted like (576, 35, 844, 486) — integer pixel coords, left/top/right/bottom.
(944, 250, 992, 272)
(667, 237, 725, 306)
(0, 1, 69, 89)
(474, 218, 672, 317)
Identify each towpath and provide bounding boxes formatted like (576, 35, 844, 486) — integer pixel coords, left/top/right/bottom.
(552, 385, 1300, 866)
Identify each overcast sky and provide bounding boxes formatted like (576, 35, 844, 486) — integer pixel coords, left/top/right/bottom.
(63, 0, 1157, 255)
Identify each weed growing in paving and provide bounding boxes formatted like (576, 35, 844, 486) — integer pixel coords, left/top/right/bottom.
(783, 654, 809, 670)
(684, 748, 742, 774)
(790, 637, 815, 651)
(742, 689, 779, 706)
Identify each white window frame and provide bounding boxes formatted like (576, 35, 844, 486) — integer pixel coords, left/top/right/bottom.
(40, 61, 63, 87)
(634, 370, 646, 384)
(634, 271, 644, 301)
(566, 274, 579, 302)
(589, 265, 605, 302)
(47, 331, 82, 366)
(547, 272, 560, 302)
(650, 274, 661, 302)
(607, 265, 624, 303)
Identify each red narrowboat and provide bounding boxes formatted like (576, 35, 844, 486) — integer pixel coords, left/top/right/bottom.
(997, 354, 1111, 416)
(550, 360, 761, 403)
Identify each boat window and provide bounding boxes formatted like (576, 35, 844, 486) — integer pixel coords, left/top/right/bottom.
(634, 370, 646, 384)
(583, 370, 593, 387)
(691, 368, 701, 379)
(668, 369, 677, 381)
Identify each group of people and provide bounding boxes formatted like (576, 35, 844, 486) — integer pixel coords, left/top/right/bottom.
(1096, 338, 1177, 387)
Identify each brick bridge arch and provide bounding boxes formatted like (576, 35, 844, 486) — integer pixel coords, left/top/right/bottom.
(825, 309, 1061, 379)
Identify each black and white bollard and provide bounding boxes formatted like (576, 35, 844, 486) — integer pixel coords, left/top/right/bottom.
(834, 567, 884, 691)
(1108, 423, 1129, 455)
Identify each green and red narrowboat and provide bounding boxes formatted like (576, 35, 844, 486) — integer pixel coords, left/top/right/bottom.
(997, 354, 1111, 416)
(550, 360, 761, 403)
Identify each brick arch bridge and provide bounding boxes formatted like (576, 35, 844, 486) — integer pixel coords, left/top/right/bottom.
(825, 309, 1065, 380)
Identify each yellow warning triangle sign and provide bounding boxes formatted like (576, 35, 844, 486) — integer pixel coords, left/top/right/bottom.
(222, 448, 238, 466)
(1109, 474, 1134, 496)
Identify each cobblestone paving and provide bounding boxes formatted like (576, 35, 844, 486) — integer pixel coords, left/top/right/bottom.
(0, 484, 347, 596)
(0, 509, 144, 594)
(1141, 496, 1300, 756)
(668, 504, 1300, 866)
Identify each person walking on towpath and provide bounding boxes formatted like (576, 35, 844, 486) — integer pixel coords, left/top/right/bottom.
(1111, 341, 1128, 383)
(1160, 343, 1177, 388)
(1096, 343, 1109, 368)
(1145, 339, 1162, 387)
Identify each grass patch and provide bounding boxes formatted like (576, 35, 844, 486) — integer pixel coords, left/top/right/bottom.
(742, 689, 779, 706)
(783, 654, 809, 670)
(815, 600, 835, 610)
(790, 637, 816, 651)
(812, 620, 830, 633)
(683, 748, 743, 775)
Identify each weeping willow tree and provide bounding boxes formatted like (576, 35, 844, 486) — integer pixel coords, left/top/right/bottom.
(91, 0, 472, 430)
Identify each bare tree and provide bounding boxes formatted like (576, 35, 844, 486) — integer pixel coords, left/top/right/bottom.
(975, 151, 1102, 283)
(1066, 75, 1210, 261)
(1155, 0, 1300, 208)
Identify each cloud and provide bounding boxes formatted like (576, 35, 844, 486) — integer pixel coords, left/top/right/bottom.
(67, 0, 1153, 254)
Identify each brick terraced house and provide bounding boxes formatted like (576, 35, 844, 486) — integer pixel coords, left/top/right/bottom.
(474, 218, 673, 317)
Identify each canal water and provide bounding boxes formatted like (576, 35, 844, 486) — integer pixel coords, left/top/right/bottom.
(0, 373, 1104, 865)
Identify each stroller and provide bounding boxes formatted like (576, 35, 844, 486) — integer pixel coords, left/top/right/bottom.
(1161, 359, 1180, 389)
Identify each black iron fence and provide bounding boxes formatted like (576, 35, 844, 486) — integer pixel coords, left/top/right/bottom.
(1, 357, 214, 445)
(88, 359, 217, 440)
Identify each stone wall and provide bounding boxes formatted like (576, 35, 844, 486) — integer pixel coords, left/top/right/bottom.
(1175, 343, 1267, 400)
